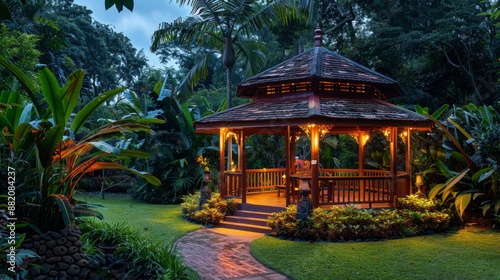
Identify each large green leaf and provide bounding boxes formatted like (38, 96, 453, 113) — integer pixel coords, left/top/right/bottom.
(60, 69, 84, 124)
(0, 55, 43, 116)
(81, 161, 161, 186)
(423, 112, 478, 172)
(431, 104, 450, 118)
(471, 167, 494, 183)
(0, 113, 13, 133)
(441, 168, 470, 201)
(73, 204, 105, 220)
(35, 125, 65, 168)
(50, 194, 75, 227)
(455, 192, 472, 219)
(13, 123, 35, 158)
(39, 67, 63, 125)
(71, 87, 125, 134)
(6, 91, 24, 128)
(89, 141, 120, 155)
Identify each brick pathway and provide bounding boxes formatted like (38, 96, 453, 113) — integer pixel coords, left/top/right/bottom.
(175, 228, 289, 280)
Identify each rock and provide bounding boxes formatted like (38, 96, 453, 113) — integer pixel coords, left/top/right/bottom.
(38, 244, 47, 255)
(62, 255, 74, 264)
(40, 233, 52, 241)
(33, 275, 46, 280)
(23, 242, 34, 249)
(72, 253, 81, 261)
(67, 264, 80, 276)
(56, 237, 67, 245)
(29, 265, 41, 277)
(67, 246, 79, 255)
(42, 263, 51, 274)
(45, 256, 62, 264)
(48, 270, 59, 277)
(32, 235, 41, 241)
(78, 269, 88, 279)
(45, 240, 56, 249)
(55, 261, 70, 270)
(73, 240, 82, 247)
(45, 250, 53, 258)
(75, 259, 89, 267)
(33, 241, 40, 249)
(48, 231, 62, 239)
(67, 236, 78, 242)
(58, 271, 67, 279)
(53, 245, 68, 256)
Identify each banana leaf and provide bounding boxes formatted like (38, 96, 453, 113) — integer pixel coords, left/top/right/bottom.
(71, 87, 126, 134)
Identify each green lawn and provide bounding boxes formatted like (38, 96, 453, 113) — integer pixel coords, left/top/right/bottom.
(251, 226, 500, 280)
(75, 192, 202, 245)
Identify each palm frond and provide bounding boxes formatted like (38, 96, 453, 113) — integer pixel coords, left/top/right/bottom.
(235, 40, 268, 77)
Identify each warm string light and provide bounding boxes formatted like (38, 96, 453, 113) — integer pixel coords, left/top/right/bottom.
(299, 124, 332, 139)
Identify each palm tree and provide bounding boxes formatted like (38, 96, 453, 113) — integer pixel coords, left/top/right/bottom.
(151, 0, 295, 108)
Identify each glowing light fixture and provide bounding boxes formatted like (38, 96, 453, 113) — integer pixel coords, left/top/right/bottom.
(299, 124, 332, 139)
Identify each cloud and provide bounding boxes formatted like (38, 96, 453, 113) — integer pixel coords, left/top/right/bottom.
(73, 0, 191, 68)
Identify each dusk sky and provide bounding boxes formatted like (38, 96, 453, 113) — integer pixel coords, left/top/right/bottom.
(73, 0, 191, 69)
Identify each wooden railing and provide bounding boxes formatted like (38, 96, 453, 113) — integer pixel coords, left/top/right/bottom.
(224, 168, 410, 206)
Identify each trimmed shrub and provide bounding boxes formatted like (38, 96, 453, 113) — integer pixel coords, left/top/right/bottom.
(268, 197, 455, 241)
(180, 192, 237, 225)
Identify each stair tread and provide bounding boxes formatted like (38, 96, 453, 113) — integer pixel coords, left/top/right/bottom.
(233, 210, 274, 217)
(225, 215, 267, 221)
(219, 220, 270, 230)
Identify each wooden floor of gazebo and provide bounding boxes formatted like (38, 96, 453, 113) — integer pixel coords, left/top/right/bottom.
(234, 190, 393, 210)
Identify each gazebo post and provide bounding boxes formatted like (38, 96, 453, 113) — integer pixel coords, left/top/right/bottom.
(358, 131, 365, 198)
(389, 127, 398, 206)
(240, 129, 247, 203)
(405, 127, 412, 195)
(311, 124, 320, 208)
(219, 129, 226, 198)
(285, 126, 291, 206)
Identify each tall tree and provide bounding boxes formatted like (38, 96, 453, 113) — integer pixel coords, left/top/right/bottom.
(150, 0, 295, 108)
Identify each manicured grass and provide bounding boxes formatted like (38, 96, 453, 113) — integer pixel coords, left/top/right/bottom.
(75, 192, 202, 246)
(252, 227, 500, 280)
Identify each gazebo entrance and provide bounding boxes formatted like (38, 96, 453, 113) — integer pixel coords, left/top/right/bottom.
(195, 27, 432, 209)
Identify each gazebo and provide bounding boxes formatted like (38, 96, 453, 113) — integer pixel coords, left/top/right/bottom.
(194, 27, 432, 209)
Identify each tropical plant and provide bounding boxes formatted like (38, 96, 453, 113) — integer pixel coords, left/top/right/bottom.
(0, 55, 161, 232)
(417, 103, 500, 225)
(79, 219, 190, 280)
(180, 192, 237, 225)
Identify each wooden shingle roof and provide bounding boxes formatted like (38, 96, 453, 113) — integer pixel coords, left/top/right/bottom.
(195, 94, 431, 132)
(237, 28, 403, 99)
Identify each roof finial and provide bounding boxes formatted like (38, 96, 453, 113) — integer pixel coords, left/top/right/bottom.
(314, 23, 322, 47)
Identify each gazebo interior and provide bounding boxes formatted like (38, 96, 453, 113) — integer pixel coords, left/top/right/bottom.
(195, 27, 432, 209)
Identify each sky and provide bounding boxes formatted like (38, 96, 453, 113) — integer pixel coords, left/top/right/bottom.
(73, 0, 191, 69)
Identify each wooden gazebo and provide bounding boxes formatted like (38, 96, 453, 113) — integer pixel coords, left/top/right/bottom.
(194, 27, 432, 208)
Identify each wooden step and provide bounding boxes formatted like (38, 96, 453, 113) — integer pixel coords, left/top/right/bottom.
(224, 215, 268, 227)
(218, 220, 271, 234)
(217, 203, 285, 234)
(233, 209, 271, 219)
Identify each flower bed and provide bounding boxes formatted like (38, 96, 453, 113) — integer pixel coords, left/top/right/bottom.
(267, 195, 457, 241)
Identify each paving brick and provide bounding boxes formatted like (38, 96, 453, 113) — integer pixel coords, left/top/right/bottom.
(176, 228, 288, 280)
